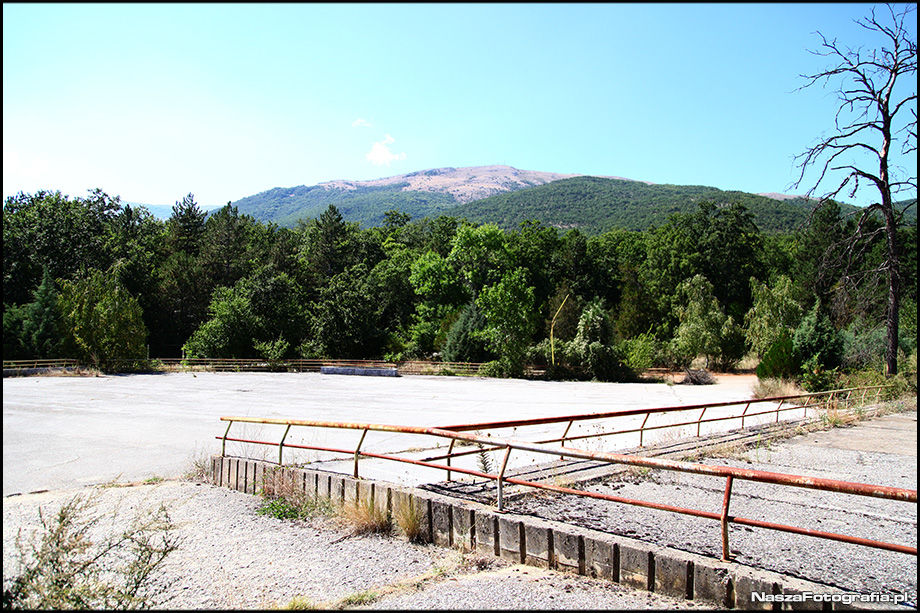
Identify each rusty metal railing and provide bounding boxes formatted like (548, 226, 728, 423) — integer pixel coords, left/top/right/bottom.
(3, 359, 80, 370)
(216, 387, 914, 560)
(428, 386, 890, 466)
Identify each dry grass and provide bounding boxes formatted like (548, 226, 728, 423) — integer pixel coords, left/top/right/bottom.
(393, 498, 425, 543)
(338, 498, 391, 537)
(751, 377, 806, 399)
(182, 449, 213, 483)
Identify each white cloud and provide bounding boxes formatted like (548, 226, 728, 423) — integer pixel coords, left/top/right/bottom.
(352, 118, 372, 128)
(366, 134, 406, 166)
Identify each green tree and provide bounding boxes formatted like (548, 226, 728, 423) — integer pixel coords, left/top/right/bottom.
(791, 199, 847, 307)
(568, 298, 627, 381)
(150, 251, 211, 356)
(792, 300, 845, 372)
(58, 267, 147, 368)
(166, 193, 206, 256)
(199, 203, 259, 289)
(3, 269, 64, 360)
(20, 268, 64, 359)
(182, 286, 258, 358)
(298, 204, 350, 283)
(744, 275, 803, 357)
(642, 201, 765, 334)
(183, 266, 307, 359)
(408, 250, 470, 357)
(448, 223, 512, 295)
(670, 274, 745, 371)
(3, 189, 121, 307)
(307, 264, 384, 358)
(475, 267, 537, 377)
(442, 301, 493, 363)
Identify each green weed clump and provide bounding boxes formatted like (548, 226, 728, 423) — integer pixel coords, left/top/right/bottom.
(3, 492, 180, 610)
(256, 468, 335, 521)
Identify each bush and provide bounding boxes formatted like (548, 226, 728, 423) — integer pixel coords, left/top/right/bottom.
(793, 301, 844, 371)
(257, 468, 335, 521)
(621, 332, 658, 372)
(756, 332, 799, 380)
(477, 360, 507, 378)
(841, 320, 887, 371)
(3, 492, 180, 610)
(800, 355, 838, 393)
(679, 368, 716, 385)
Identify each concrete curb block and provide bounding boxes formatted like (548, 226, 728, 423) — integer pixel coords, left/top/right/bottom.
(211, 456, 910, 610)
(320, 366, 398, 377)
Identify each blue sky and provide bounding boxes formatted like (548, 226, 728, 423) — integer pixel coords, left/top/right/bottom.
(3, 3, 916, 209)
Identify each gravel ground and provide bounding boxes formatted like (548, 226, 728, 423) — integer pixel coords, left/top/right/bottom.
(3, 481, 708, 610)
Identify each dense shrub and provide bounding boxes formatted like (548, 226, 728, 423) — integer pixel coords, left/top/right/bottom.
(792, 301, 844, 371)
(756, 332, 799, 380)
(441, 302, 492, 363)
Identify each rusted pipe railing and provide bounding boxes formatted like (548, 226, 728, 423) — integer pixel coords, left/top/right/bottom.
(436, 387, 890, 433)
(217, 406, 916, 557)
(436, 387, 890, 454)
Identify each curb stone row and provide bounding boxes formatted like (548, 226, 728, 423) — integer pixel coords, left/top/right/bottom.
(211, 456, 909, 610)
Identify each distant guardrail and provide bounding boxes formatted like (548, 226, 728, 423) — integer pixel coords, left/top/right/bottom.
(3, 358, 560, 377)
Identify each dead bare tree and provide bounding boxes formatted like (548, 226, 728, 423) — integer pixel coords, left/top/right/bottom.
(792, 3, 917, 376)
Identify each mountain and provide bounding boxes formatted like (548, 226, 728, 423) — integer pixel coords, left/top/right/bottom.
(447, 176, 833, 234)
(230, 165, 913, 234)
(230, 165, 596, 228)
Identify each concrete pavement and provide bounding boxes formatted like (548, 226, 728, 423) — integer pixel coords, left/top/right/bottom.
(3, 371, 765, 497)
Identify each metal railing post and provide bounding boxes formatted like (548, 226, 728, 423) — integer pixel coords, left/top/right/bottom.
(354, 428, 368, 478)
(221, 420, 233, 457)
(721, 475, 734, 560)
(446, 439, 456, 481)
(697, 407, 707, 437)
(278, 424, 292, 465)
(496, 446, 513, 512)
(639, 414, 651, 447)
(560, 420, 574, 460)
(740, 402, 751, 429)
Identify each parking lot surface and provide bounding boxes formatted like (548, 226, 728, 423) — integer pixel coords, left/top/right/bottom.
(3, 371, 761, 496)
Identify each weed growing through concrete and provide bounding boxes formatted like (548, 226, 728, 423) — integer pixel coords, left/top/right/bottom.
(3, 491, 181, 609)
(256, 468, 335, 521)
(819, 401, 860, 428)
(281, 595, 320, 609)
(181, 449, 212, 483)
(339, 498, 391, 537)
(473, 430, 495, 475)
(393, 498, 425, 543)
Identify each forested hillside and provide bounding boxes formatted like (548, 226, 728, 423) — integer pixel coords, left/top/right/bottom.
(448, 176, 840, 234)
(4, 189, 917, 390)
(233, 182, 459, 228)
(229, 167, 908, 234)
